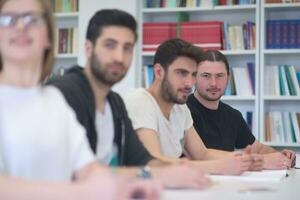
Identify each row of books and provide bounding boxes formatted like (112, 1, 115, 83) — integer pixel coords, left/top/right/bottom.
(143, 21, 256, 51)
(54, 28, 78, 55)
(264, 65, 300, 96)
(143, 0, 255, 8)
(224, 21, 256, 50)
(265, 0, 300, 3)
(51, 0, 79, 13)
(266, 19, 300, 49)
(225, 63, 255, 96)
(143, 65, 154, 88)
(264, 112, 300, 143)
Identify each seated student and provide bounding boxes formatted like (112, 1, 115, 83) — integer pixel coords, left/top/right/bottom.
(0, 0, 161, 199)
(48, 9, 209, 188)
(186, 50, 296, 169)
(125, 38, 263, 175)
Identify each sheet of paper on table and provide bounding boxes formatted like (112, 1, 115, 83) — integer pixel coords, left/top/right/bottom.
(296, 153, 300, 169)
(209, 169, 288, 182)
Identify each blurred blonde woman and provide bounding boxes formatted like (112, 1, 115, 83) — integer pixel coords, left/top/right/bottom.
(0, 0, 161, 199)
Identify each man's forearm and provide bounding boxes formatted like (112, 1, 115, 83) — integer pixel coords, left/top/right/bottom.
(147, 158, 173, 166)
(203, 148, 232, 160)
(254, 144, 276, 154)
(113, 158, 174, 180)
(191, 160, 222, 174)
(0, 176, 88, 200)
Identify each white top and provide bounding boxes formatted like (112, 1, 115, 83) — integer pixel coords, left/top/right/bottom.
(95, 101, 115, 165)
(0, 85, 94, 181)
(125, 88, 193, 158)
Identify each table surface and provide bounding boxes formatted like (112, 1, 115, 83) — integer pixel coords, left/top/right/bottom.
(164, 169, 300, 200)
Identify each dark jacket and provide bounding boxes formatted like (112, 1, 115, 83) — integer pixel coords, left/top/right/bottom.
(48, 66, 153, 166)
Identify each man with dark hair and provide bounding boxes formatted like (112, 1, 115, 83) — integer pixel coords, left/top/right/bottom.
(48, 9, 209, 188)
(186, 50, 296, 169)
(125, 39, 262, 175)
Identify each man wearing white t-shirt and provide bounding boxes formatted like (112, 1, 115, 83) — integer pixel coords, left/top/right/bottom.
(125, 38, 263, 175)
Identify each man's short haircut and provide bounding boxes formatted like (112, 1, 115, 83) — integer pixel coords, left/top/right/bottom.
(86, 9, 137, 44)
(198, 50, 230, 75)
(153, 38, 201, 72)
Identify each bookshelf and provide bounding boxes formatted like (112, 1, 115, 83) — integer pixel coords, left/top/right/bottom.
(260, 0, 300, 148)
(138, 0, 260, 137)
(52, 0, 79, 74)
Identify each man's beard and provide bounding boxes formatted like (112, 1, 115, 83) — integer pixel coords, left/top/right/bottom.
(161, 75, 190, 104)
(196, 88, 223, 101)
(90, 52, 126, 86)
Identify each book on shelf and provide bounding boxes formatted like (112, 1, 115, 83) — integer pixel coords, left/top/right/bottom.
(180, 21, 223, 50)
(55, 28, 78, 55)
(297, 71, 300, 85)
(285, 65, 300, 95)
(264, 65, 300, 96)
(225, 67, 237, 95)
(223, 21, 256, 50)
(52, 0, 79, 13)
(291, 112, 300, 142)
(265, 0, 300, 3)
(282, 112, 294, 143)
(143, 0, 255, 8)
(232, 67, 252, 96)
(264, 112, 300, 143)
(247, 62, 255, 94)
(266, 19, 300, 49)
(143, 23, 177, 52)
(279, 65, 291, 95)
(143, 64, 154, 88)
(224, 62, 254, 96)
(143, 21, 256, 52)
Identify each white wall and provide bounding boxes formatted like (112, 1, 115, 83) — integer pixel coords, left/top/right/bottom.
(78, 0, 138, 95)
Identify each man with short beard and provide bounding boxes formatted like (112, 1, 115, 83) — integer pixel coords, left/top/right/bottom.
(48, 9, 211, 189)
(186, 50, 296, 169)
(125, 38, 263, 175)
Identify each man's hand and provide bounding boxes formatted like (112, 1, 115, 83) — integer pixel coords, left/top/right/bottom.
(281, 149, 296, 167)
(243, 146, 264, 171)
(248, 154, 264, 171)
(154, 161, 211, 189)
(126, 180, 162, 200)
(263, 152, 292, 170)
(217, 153, 253, 175)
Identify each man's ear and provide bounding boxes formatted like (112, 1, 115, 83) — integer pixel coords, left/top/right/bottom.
(153, 63, 164, 81)
(227, 72, 231, 82)
(85, 40, 93, 59)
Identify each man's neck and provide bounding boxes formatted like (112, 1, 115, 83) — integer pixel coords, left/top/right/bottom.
(194, 91, 220, 110)
(84, 66, 111, 114)
(148, 84, 174, 120)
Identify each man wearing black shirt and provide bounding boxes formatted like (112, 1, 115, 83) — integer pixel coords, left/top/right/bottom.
(187, 50, 296, 169)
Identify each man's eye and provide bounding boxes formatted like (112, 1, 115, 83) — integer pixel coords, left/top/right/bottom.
(105, 43, 115, 49)
(124, 45, 133, 52)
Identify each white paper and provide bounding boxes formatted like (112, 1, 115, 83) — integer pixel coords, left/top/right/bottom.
(210, 170, 288, 182)
(296, 153, 300, 168)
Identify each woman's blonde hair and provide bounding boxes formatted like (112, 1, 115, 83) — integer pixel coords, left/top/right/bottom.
(0, 0, 55, 81)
